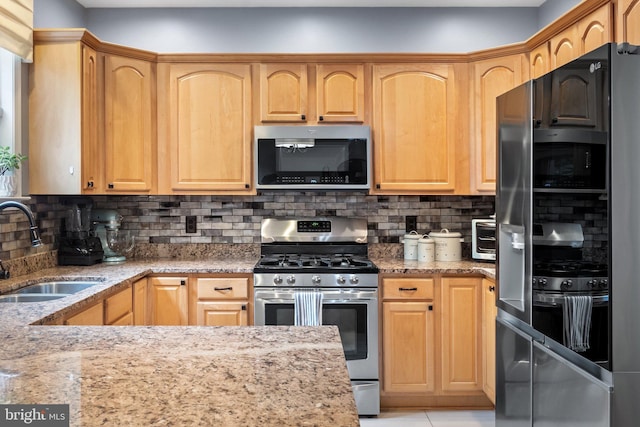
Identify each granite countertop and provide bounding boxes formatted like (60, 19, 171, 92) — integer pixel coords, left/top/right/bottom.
(0, 255, 495, 426)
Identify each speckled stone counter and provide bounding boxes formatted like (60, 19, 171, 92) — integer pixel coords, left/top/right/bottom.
(372, 257, 496, 279)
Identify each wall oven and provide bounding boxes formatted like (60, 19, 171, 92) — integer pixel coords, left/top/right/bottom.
(254, 125, 371, 191)
(253, 217, 380, 416)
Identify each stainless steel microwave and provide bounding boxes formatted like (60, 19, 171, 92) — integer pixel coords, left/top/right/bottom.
(254, 125, 371, 191)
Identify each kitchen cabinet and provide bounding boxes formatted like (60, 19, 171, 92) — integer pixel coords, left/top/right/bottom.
(103, 54, 156, 193)
(191, 276, 251, 326)
(372, 63, 460, 193)
(530, 43, 550, 80)
(550, 4, 612, 69)
(104, 284, 133, 325)
(64, 301, 104, 326)
(382, 277, 436, 394)
(471, 54, 528, 193)
(133, 277, 148, 325)
(617, 0, 640, 44)
(149, 276, 189, 325)
(440, 276, 482, 392)
(157, 62, 253, 194)
(482, 278, 496, 404)
(259, 63, 365, 123)
(29, 36, 100, 194)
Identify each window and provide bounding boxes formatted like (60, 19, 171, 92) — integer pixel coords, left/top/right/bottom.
(0, 47, 26, 197)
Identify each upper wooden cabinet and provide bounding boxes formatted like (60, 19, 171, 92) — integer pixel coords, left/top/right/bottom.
(530, 43, 550, 79)
(550, 4, 612, 69)
(103, 54, 156, 193)
(157, 62, 253, 194)
(29, 39, 100, 194)
(372, 63, 458, 193)
(617, 0, 640, 44)
(259, 63, 365, 124)
(471, 54, 528, 193)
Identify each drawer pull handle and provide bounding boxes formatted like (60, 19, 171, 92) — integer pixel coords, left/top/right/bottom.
(214, 287, 233, 291)
(399, 287, 418, 291)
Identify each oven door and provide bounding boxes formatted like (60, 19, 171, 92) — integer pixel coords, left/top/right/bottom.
(254, 287, 378, 380)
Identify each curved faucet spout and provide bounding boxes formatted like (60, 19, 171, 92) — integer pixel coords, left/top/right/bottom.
(0, 201, 42, 247)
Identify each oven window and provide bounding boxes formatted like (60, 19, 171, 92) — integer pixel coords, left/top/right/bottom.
(264, 303, 369, 361)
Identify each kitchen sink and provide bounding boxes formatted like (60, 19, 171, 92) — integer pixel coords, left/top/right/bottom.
(0, 279, 104, 302)
(12, 281, 101, 295)
(0, 294, 68, 303)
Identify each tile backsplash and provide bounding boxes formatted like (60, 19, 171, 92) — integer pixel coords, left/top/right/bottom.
(1, 193, 495, 262)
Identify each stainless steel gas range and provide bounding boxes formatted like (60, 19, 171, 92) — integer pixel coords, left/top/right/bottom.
(253, 217, 380, 416)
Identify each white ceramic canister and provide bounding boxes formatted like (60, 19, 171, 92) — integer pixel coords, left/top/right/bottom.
(403, 231, 421, 260)
(417, 236, 435, 263)
(428, 229, 464, 262)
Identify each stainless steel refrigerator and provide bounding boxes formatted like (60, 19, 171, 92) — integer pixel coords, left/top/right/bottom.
(496, 42, 640, 427)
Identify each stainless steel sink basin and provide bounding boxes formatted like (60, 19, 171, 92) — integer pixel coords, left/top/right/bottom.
(0, 294, 67, 303)
(12, 281, 101, 295)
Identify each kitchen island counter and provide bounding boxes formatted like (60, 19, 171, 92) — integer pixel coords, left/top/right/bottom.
(0, 325, 359, 426)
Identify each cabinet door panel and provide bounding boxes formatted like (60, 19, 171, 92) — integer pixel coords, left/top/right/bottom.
(441, 277, 482, 392)
(260, 63, 307, 122)
(373, 64, 456, 192)
(160, 63, 252, 192)
(551, 27, 579, 69)
(383, 301, 435, 393)
(104, 55, 155, 192)
(618, 0, 640, 45)
(64, 302, 104, 326)
(482, 279, 497, 403)
(316, 64, 365, 123)
(197, 302, 248, 326)
(579, 4, 612, 54)
(150, 277, 188, 325)
(530, 43, 550, 80)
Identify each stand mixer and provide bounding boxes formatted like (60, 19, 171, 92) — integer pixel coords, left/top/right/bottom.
(91, 209, 134, 263)
(58, 201, 104, 266)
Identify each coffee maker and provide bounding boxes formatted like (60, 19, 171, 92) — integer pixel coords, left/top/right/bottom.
(91, 209, 133, 263)
(58, 201, 104, 266)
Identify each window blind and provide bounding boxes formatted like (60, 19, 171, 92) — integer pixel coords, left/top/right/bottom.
(0, 0, 33, 62)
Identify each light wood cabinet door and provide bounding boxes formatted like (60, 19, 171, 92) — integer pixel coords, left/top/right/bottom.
(103, 54, 156, 193)
(382, 301, 435, 394)
(260, 63, 308, 122)
(617, 0, 640, 44)
(551, 26, 579, 69)
(29, 40, 99, 194)
(104, 284, 133, 325)
(158, 63, 253, 193)
(196, 301, 249, 326)
(530, 43, 550, 80)
(133, 278, 148, 325)
(482, 278, 497, 404)
(149, 277, 188, 325)
(64, 302, 104, 326)
(316, 64, 365, 123)
(373, 63, 457, 193)
(578, 4, 612, 55)
(471, 54, 528, 194)
(440, 277, 482, 392)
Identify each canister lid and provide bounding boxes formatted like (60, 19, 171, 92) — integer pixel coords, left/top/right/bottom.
(429, 228, 462, 238)
(418, 236, 434, 245)
(404, 230, 421, 240)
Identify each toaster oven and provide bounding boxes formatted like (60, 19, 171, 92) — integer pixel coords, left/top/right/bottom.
(472, 218, 496, 261)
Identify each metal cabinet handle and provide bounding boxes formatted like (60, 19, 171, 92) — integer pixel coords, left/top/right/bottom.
(489, 286, 496, 292)
(301, 114, 306, 120)
(180, 280, 186, 286)
(399, 287, 418, 291)
(108, 183, 114, 189)
(214, 287, 233, 291)
(241, 304, 247, 311)
(428, 305, 433, 311)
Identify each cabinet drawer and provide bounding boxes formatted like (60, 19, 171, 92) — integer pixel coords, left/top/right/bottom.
(104, 285, 133, 324)
(196, 278, 249, 300)
(64, 302, 104, 325)
(383, 278, 435, 300)
(109, 311, 133, 326)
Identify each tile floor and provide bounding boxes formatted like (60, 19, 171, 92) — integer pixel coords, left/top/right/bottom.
(359, 410, 495, 427)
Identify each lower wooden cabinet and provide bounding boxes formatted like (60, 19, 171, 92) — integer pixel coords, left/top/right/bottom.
(192, 276, 251, 326)
(133, 277, 148, 325)
(381, 275, 490, 409)
(149, 276, 189, 325)
(482, 278, 497, 404)
(104, 284, 133, 325)
(64, 301, 104, 325)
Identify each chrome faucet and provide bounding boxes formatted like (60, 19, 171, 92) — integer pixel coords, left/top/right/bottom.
(0, 201, 42, 247)
(0, 201, 42, 279)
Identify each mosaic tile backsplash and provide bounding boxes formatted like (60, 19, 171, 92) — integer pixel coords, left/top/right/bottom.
(0, 193, 496, 262)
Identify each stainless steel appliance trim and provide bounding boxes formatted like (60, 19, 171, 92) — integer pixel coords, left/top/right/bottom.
(254, 273, 378, 288)
(351, 381, 380, 416)
(260, 217, 369, 244)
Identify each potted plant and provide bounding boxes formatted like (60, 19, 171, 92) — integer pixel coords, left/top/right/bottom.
(0, 146, 27, 197)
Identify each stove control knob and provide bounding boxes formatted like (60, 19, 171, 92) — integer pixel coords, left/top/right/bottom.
(312, 275, 321, 285)
(286, 275, 296, 285)
(540, 278, 547, 287)
(273, 275, 283, 285)
(336, 275, 346, 285)
(349, 275, 359, 284)
(561, 279, 573, 289)
(588, 279, 598, 289)
(599, 279, 608, 288)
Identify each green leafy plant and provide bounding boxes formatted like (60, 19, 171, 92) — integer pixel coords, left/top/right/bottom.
(0, 146, 27, 176)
